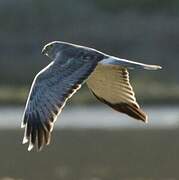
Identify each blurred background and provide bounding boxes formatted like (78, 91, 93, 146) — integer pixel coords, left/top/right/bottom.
(0, 0, 179, 179)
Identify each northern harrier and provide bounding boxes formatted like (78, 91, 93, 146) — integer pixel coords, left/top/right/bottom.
(21, 41, 161, 151)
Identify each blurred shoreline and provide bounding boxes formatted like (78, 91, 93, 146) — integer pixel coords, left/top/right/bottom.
(1, 105, 179, 129)
(0, 84, 179, 106)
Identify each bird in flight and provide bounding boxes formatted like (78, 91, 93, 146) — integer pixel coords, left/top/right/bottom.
(21, 41, 162, 151)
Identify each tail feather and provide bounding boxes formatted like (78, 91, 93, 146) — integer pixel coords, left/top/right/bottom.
(141, 64, 162, 70)
(100, 56, 162, 70)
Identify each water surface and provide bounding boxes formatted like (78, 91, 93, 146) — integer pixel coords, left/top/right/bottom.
(0, 105, 178, 129)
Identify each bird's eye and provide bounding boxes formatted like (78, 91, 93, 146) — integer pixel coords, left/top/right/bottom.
(46, 44, 53, 52)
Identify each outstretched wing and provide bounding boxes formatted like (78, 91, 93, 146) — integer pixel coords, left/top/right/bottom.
(22, 57, 98, 151)
(87, 64, 147, 122)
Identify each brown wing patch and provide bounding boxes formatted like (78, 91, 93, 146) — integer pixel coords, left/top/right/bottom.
(91, 90, 147, 122)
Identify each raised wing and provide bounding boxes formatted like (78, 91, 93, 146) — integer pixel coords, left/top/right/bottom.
(87, 64, 147, 122)
(22, 58, 98, 151)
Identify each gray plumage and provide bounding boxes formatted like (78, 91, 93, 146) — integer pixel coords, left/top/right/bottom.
(21, 41, 162, 151)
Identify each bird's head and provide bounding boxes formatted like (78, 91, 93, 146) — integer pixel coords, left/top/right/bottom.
(41, 41, 73, 59)
(42, 41, 105, 61)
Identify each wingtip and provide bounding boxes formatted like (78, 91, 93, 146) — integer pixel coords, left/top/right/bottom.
(145, 117, 148, 123)
(141, 114, 148, 123)
(21, 122, 25, 128)
(37, 146, 43, 152)
(28, 142, 34, 151)
(22, 136, 28, 144)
